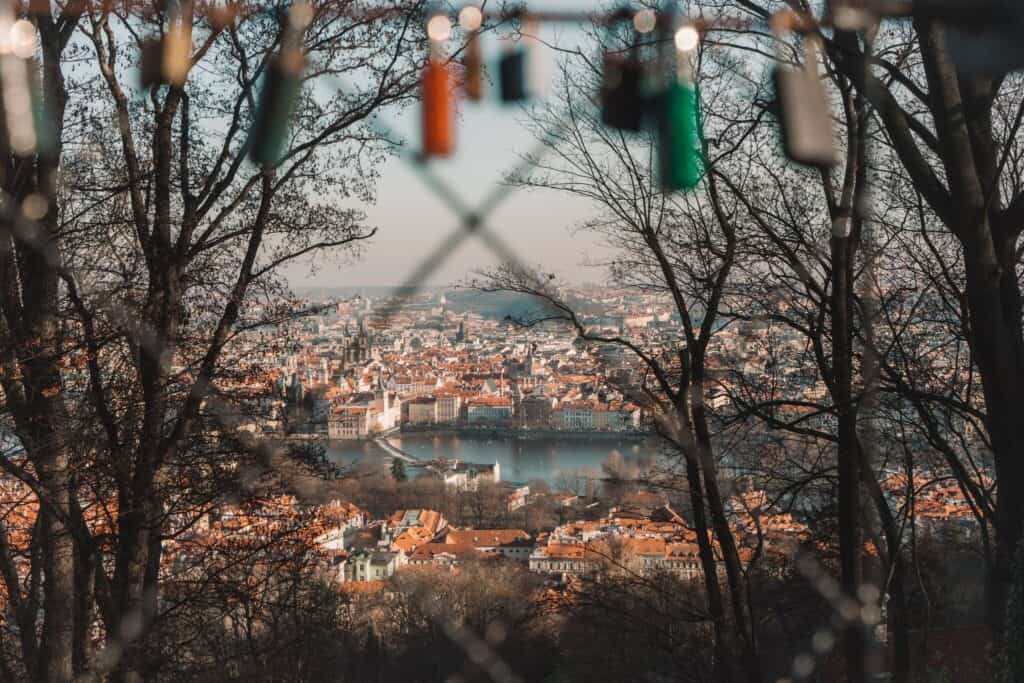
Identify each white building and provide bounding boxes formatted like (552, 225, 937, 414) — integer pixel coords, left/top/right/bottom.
(327, 391, 400, 439)
(327, 406, 370, 439)
(437, 461, 501, 490)
(434, 394, 461, 423)
(555, 402, 595, 430)
(343, 550, 400, 582)
(529, 544, 595, 574)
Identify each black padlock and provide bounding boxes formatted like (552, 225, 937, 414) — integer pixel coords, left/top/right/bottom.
(601, 53, 644, 131)
(600, 13, 646, 132)
(499, 49, 527, 102)
(138, 28, 191, 89)
(140, 38, 164, 88)
(943, 0, 1024, 75)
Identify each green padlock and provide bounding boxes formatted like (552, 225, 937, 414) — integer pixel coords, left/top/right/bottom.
(248, 52, 304, 169)
(657, 79, 705, 191)
(31, 71, 56, 161)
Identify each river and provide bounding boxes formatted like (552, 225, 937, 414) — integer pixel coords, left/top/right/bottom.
(324, 432, 666, 486)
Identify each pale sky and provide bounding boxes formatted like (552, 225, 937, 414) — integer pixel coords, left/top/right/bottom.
(285, 2, 614, 289)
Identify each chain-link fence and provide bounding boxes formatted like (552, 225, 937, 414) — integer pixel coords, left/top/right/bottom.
(0, 1, 1000, 681)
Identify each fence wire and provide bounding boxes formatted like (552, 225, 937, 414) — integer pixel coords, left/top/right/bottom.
(0, 2, 916, 682)
(0, 70, 550, 682)
(333, 75, 556, 320)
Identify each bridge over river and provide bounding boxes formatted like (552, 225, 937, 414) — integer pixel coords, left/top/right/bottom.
(372, 436, 420, 464)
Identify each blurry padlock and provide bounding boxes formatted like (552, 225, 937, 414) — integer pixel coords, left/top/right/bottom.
(248, 49, 304, 168)
(498, 16, 548, 103)
(140, 38, 164, 88)
(939, 0, 1024, 75)
(246, 1, 312, 168)
(463, 29, 484, 101)
(0, 55, 51, 158)
(657, 80, 704, 191)
(422, 57, 455, 156)
(601, 24, 645, 132)
(458, 6, 485, 100)
(522, 17, 550, 99)
(499, 48, 527, 102)
(912, 0, 1015, 28)
(162, 25, 191, 86)
(656, 17, 705, 191)
(771, 11, 836, 168)
(138, 24, 192, 88)
(422, 12, 456, 156)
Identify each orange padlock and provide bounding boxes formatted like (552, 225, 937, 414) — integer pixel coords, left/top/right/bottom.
(464, 30, 483, 101)
(422, 56, 455, 157)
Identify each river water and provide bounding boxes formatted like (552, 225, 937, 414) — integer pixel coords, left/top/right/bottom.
(324, 432, 666, 485)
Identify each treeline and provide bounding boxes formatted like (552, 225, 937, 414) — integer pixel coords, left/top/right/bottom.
(0, 1, 422, 680)
(471, 2, 1024, 681)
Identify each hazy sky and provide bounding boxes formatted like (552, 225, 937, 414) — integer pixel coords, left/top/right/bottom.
(285, 4, 614, 289)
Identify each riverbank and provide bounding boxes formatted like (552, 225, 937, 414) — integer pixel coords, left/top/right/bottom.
(288, 426, 652, 444)
(324, 431, 662, 486)
(396, 426, 651, 441)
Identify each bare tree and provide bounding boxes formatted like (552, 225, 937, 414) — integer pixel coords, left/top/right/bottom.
(0, 0, 424, 678)
(472, 25, 763, 678)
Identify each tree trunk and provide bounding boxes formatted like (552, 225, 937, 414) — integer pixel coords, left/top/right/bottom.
(889, 556, 910, 683)
(697, 448, 760, 683)
(73, 525, 96, 676)
(962, 230, 1024, 642)
(37, 492, 74, 683)
(17, 221, 74, 683)
(685, 459, 733, 683)
(832, 231, 865, 683)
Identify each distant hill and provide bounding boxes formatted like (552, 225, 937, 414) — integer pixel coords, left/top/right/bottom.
(292, 286, 608, 321)
(293, 285, 444, 299)
(441, 290, 554, 320)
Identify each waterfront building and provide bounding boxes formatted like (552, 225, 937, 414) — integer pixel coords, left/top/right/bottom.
(373, 389, 402, 431)
(592, 403, 639, 431)
(467, 396, 513, 423)
(434, 393, 461, 423)
(555, 401, 595, 430)
(517, 394, 553, 427)
(407, 397, 436, 425)
(436, 461, 501, 490)
(328, 406, 371, 439)
(327, 390, 401, 438)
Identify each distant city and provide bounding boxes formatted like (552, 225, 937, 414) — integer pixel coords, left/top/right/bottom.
(192, 283, 978, 588)
(254, 286, 662, 442)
